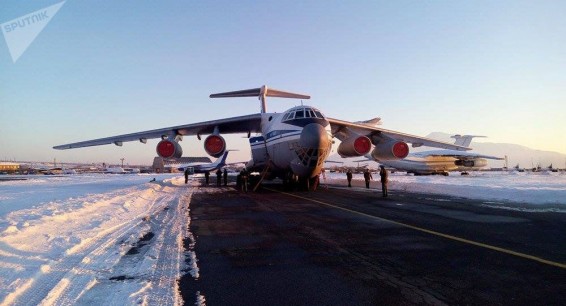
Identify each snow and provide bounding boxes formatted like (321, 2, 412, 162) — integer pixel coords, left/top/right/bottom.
(324, 171, 566, 211)
(1, 171, 565, 305)
(0, 174, 199, 306)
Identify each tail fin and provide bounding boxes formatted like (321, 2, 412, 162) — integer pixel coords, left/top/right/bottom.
(211, 150, 230, 168)
(450, 135, 486, 147)
(210, 85, 310, 113)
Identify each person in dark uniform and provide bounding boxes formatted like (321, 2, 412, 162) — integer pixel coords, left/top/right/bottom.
(184, 168, 189, 184)
(346, 169, 353, 187)
(379, 165, 389, 197)
(363, 168, 373, 189)
(204, 171, 210, 185)
(223, 168, 228, 186)
(240, 169, 248, 192)
(216, 168, 222, 187)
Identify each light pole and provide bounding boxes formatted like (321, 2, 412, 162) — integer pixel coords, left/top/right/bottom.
(120, 158, 125, 168)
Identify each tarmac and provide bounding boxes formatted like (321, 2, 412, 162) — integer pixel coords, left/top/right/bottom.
(179, 178, 566, 306)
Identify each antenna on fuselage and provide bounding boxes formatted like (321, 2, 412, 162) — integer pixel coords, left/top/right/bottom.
(209, 85, 310, 113)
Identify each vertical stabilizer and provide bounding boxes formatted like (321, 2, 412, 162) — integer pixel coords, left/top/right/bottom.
(211, 150, 230, 168)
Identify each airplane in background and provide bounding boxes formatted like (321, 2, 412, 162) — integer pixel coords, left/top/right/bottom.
(177, 150, 232, 173)
(367, 135, 504, 175)
(54, 85, 470, 190)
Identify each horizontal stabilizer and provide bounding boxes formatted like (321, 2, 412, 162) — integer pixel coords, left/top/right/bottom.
(210, 85, 310, 113)
(210, 86, 310, 100)
(210, 88, 263, 98)
(354, 117, 382, 126)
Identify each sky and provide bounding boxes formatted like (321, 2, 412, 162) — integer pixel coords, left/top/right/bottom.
(1, 0, 565, 165)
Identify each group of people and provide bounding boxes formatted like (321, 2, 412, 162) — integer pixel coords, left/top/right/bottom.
(346, 166, 388, 197)
(182, 167, 251, 192)
(183, 165, 389, 197)
(184, 168, 228, 187)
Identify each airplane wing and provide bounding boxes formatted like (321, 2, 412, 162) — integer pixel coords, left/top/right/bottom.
(413, 150, 504, 160)
(327, 118, 471, 151)
(54, 114, 262, 149)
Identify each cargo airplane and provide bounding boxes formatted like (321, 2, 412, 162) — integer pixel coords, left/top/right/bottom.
(362, 135, 504, 175)
(54, 86, 470, 190)
(176, 150, 232, 173)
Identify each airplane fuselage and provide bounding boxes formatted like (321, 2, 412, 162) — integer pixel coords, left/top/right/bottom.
(247, 106, 332, 179)
(379, 154, 489, 175)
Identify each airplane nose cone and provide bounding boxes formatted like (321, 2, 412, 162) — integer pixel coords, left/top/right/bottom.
(300, 123, 330, 149)
(291, 123, 331, 178)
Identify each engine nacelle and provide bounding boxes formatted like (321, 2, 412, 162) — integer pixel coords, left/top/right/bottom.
(156, 139, 183, 159)
(337, 135, 372, 157)
(455, 159, 487, 168)
(370, 140, 409, 161)
(204, 134, 226, 158)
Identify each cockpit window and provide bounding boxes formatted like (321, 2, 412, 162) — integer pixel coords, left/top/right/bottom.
(282, 107, 325, 122)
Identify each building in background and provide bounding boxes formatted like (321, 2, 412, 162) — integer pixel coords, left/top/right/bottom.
(0, 162, 20, 174)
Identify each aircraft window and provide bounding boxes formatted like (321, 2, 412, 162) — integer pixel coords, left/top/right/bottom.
(295, 110, 304, 118)
(314, 111, 323, 118)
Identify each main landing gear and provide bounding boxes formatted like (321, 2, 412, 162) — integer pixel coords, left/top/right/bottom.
(283, 172, 319, 191)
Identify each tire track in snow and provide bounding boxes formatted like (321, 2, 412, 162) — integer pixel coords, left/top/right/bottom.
(2, 182, 175, 306)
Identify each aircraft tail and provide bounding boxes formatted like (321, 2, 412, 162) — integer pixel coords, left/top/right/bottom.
(209, 85, 310, 113)
(451, 135, 486, 147)
(354, 117, 382, 126)
(211, 150, 230, 168)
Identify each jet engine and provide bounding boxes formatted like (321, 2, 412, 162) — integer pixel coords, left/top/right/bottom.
(204, 134, 226, 158)
(337, 135, 372, 157)
(156, 139, 183, 159)
(370, 140, 409, 161)
(455, 159, 487, 168)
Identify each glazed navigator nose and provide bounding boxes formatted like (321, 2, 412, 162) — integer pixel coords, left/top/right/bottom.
(291, 123, 331, 178)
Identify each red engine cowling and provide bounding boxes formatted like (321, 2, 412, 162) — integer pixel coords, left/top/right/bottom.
(204, 134, 226, 158)
(156, 139, 183, 159)
(370, 140, 409, 161)
(337, 135, 372, 157)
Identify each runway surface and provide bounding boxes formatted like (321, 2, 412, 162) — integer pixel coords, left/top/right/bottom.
(179, 181, 565, 305)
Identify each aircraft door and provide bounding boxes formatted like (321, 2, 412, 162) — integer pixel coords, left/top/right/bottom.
(249, 136, 268, 167)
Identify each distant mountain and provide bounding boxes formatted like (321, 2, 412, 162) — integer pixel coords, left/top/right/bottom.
(326, 132, 566, 170)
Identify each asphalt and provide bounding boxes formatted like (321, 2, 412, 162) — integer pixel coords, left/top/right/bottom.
(179, 179, 566, 306)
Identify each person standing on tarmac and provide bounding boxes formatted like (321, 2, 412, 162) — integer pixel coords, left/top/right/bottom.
(379, 165, 389, 197)
(240, 169, 248, 192)
(346, 169, 353, 187)
(363, 168, 373, 189)
(184, 168, 190, 184)
(216, 168, 222, 187)
(223, 168, 228, 186)
(204, 171, 210, 185)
